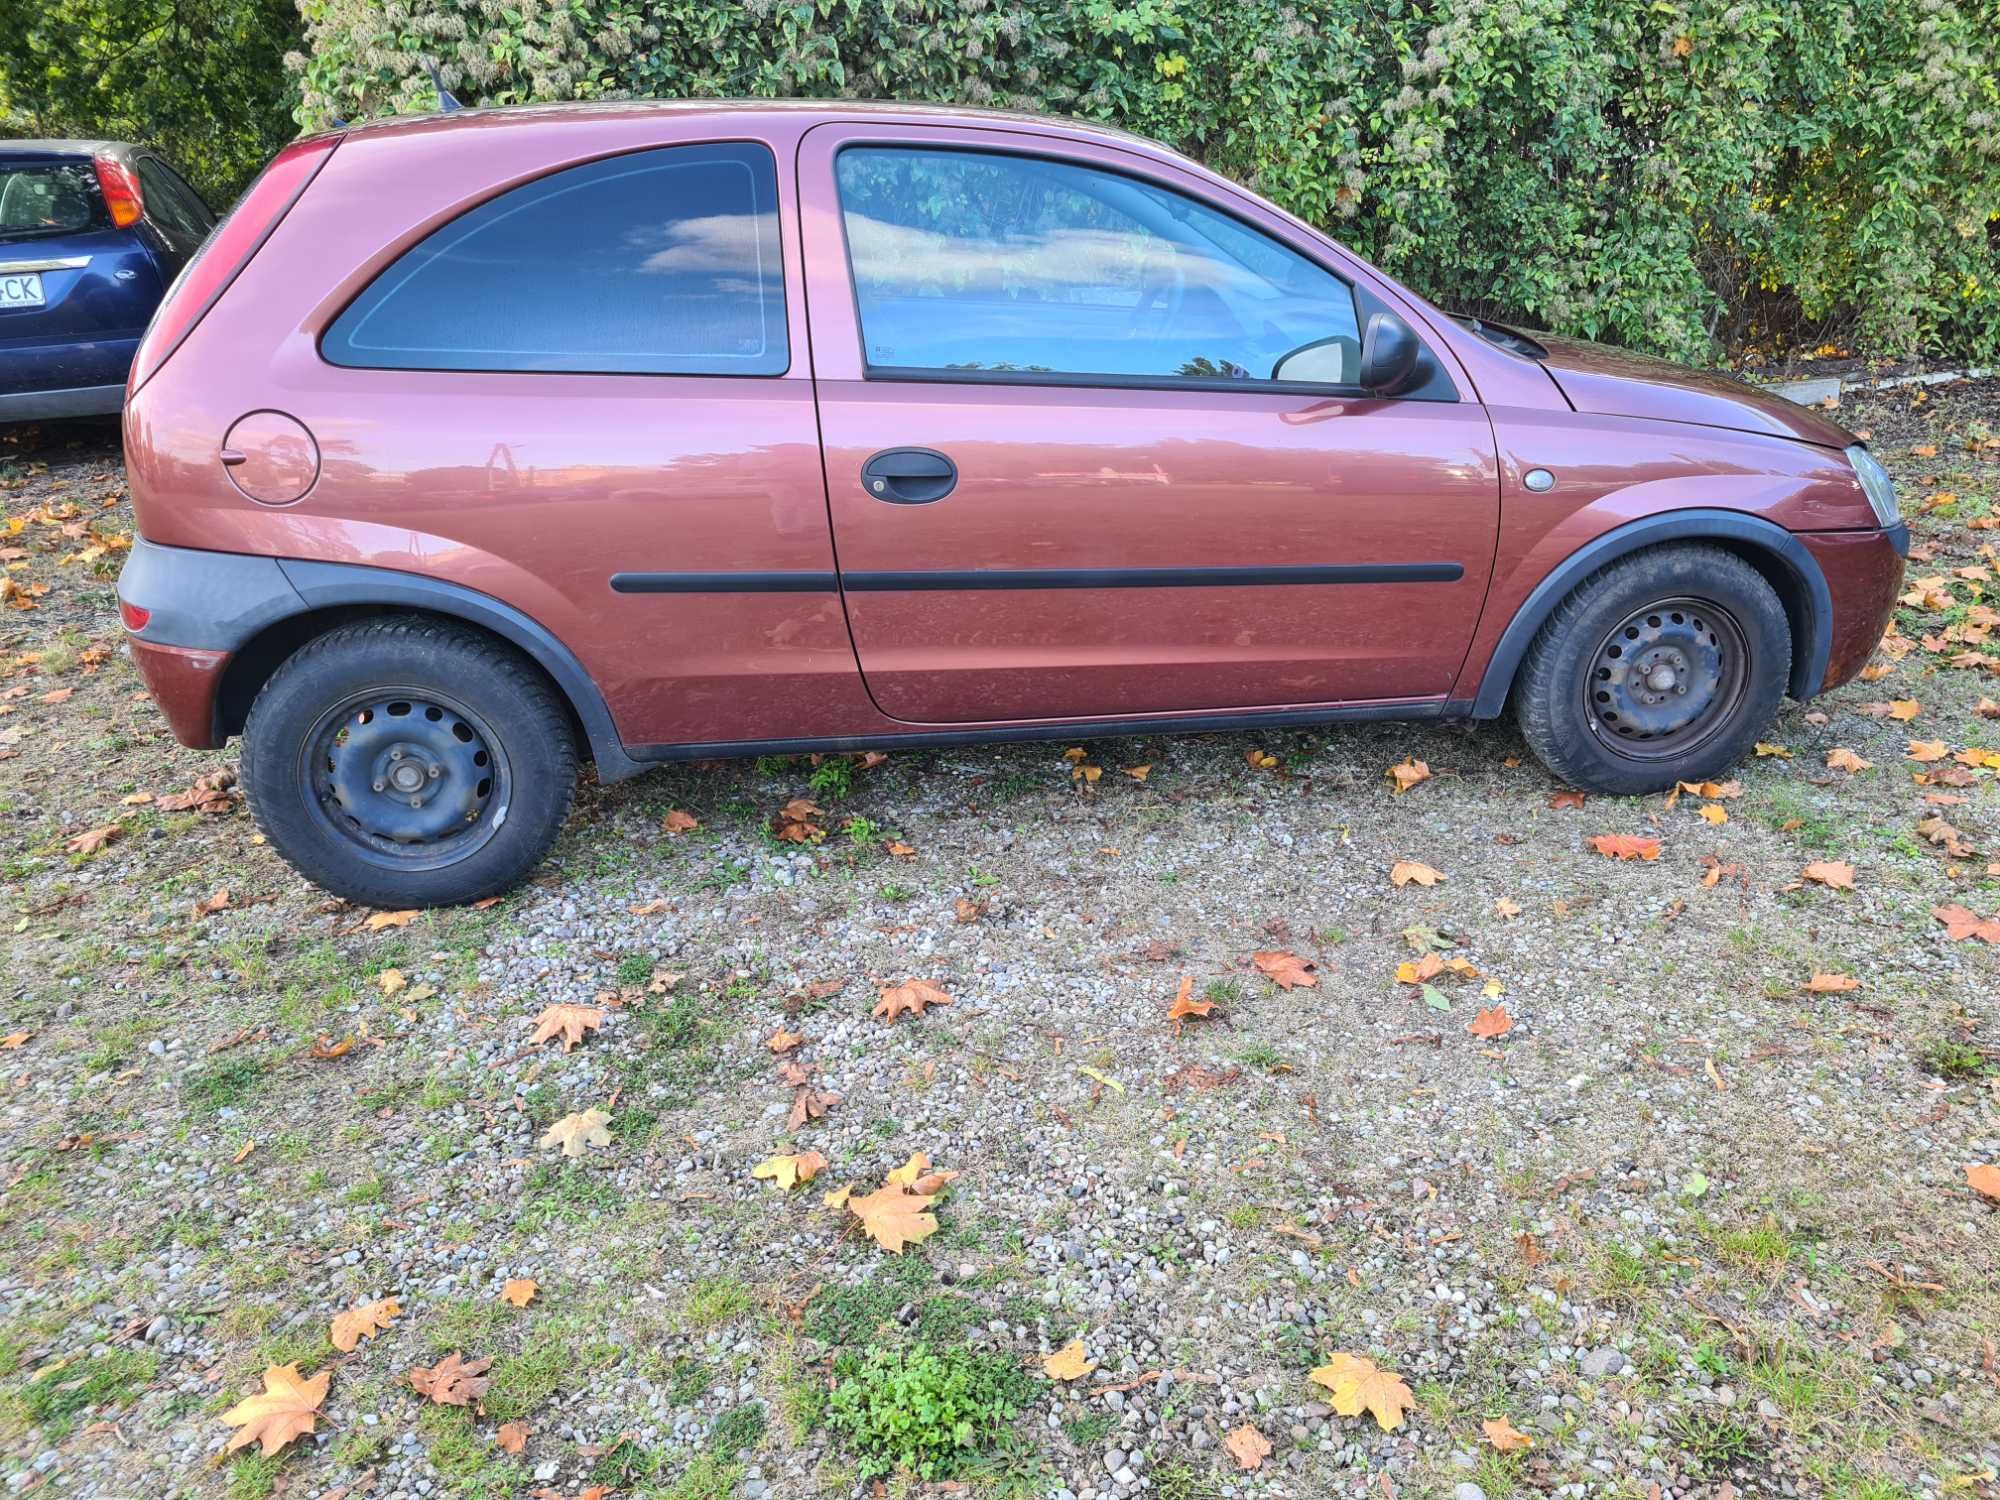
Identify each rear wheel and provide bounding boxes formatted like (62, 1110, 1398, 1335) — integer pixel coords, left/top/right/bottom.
(1514, 544, 1791, 795)
(243, 618, 576, 906)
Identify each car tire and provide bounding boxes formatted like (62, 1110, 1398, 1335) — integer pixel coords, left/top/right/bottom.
(1514, 543, 1791, 795)
(242, 617, 577, 907)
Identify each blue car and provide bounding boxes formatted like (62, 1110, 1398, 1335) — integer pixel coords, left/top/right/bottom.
(1, 140, 215, 421)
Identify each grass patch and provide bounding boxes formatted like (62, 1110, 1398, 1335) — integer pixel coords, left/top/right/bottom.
(1669, 1409, 1759, 1472)
(639, 1453, 742, 1500)
(683, 1275, 751, 1331)
(182, 1055, 271, 1112)
(5, 1347, 159, 1438)
(827, 1345, 1037, 1482)
(1919, 1037, 1993, 1079)
(708, 1400, 766, 1456)
(620, 992, 725, 1107)
(806, 1257, 933, 1348)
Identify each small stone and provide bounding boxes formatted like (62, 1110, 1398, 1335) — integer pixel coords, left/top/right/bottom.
(1455, 1484, 1487, 1500)
(1580, 1348, 1624, 1378)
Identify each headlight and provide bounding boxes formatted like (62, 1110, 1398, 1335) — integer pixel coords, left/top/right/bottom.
(1846, 444, 1899, 528)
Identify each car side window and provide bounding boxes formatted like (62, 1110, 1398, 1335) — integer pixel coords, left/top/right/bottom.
(324, 143, 788, 377)
(836, 146, 1362, 388)
(134, 158, 202, 236)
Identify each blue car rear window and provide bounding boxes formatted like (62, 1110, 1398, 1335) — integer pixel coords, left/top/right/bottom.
(0, 163, 105, 241)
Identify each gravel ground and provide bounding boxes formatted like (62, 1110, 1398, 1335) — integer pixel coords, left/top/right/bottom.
(2, 383, 1998, 1500)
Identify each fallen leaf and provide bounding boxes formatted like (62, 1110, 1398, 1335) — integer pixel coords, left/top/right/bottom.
(39, 686, 73, 704)
(661, 809, 699, 834)
(502, 1278, 538, 1308)
(1753, 742, 1792, 758)
(847, 1183, 939, 1253)
(365, 909, 417, 930)
(771, 797, 826, 844)
(539, 1107, 612, 1157)
(65, 824, 120, 855)
(765, 1027, 804, 1054)
(1224, 1423, 1272, 1471)
(1309, 1352, 1416, 1430)
(753, 1149, 828, 1191)
(329, 1298, 400, 1353)
(1589, 834, 1661, 861)
(1967, 1164, 2000, 1203)
(309, 1035, 355, 1060)
(376, 968, 407, 996)
(874, 979, 953, 1023)
(1493, 897, 1522, 919)
(1245, 748, 1278, 770)
(0, 1032, 29, 1048)
(1549, 788, 1588, 811)
(1697, 804, 1728, 826)
(1467, 1006, 1513, 1039)
(1826, 748, 1872, 773)
(408, 1352, 491, 1407)
(1251, 951, 1318, 989)
(1167, 975, 1214, 1033)
(529, 1003, 605, 1052)
(1483, 1415, 1533, 1452)
(1804, 972, 1860, 993)
(1906, 739, 1950, 763)
(1122, 765, 1151, 782)
(1042, 1340, 1098, 1381)
(953, 896, 987, 923)
(1385, 757, 1431, 795)
(496, 1421, 529, 1454)
(1802, 860, 1856, 890)
(1389, 860, 1443, 888)
(1932, 904, 2000, 943)
(221, 1364, 331, 1456)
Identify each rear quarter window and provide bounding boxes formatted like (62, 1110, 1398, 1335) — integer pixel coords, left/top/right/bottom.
(0, 163, 106, 241)
(322, 142, 788, 376)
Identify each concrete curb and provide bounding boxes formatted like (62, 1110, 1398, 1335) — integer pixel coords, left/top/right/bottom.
(1762, 366, 1997, 408)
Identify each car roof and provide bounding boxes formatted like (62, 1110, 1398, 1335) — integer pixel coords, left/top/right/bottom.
(328, 97, 1168, 154)
(0, 139, 136, 159)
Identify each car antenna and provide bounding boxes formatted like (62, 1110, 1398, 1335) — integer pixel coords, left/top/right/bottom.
(422, 59, 463, 112)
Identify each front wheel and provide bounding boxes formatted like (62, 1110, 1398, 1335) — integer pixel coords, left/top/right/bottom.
(242, 618, 577, 907)
(1514, 544, 1792, 795)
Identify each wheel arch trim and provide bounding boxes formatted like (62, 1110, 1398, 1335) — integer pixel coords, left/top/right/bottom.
(270, 559, 645, 781)
(1469, 510, 1834, 718)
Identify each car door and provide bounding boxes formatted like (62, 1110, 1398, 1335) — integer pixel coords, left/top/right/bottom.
(797, 122, 1501, 726)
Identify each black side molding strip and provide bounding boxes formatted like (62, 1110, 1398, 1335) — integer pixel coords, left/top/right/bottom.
(624, 698, 1451, 763)
(611, 572, 839, 594)
(842, 563, 1463, 591)
(610, 563, 1463, 594)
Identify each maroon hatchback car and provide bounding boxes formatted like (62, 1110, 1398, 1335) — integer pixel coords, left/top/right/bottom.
(115, 100, 1906, 906)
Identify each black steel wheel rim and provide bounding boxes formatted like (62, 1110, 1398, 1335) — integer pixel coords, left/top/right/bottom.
(301, 687, 509, 871)
(1584, 596, 1750, 761)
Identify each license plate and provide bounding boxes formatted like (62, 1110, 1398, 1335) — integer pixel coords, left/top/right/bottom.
(0, 272, 45, 308)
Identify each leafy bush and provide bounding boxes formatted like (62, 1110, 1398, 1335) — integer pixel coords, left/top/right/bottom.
(290, 0, 2000, 364)
(825, 1344, 1035, 1481)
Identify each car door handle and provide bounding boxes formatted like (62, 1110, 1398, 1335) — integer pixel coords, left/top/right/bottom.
(861, 447, 957, 505)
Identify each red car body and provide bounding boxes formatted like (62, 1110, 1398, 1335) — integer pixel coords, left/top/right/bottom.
(118, 100, 1904, 783)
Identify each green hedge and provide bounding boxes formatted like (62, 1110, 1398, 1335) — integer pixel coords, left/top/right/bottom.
(291, 0, 2000, 364)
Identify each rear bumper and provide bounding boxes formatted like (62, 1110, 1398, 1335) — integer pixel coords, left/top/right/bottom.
(1799, 522, 1907, 694)
(127, 638, 230, 746)
(0, 383, 125, 420)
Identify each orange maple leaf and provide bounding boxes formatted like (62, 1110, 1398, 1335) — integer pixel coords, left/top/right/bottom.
(501, 1278, 538, 1308)
(1932, 904, 2000, 943)
(1167, 975, 1214, 1033)
(1802, 860, 1856, 890)
(329, 1297, 399, 1352)
(408, 1352, 491, 1406)
(1385, 757, 1431, 795)
(1467, 1005, 1513, 1039)
(221, 1364, 330, 1456)
(661, 809, 699, 834)
(847, 1183, 939, 1253)
(1224, 1423, 1273, 1470)
(1482, 1415, 1533, 1452)
(1589, 834, 1661, 861)
(1251, 951, 1318, 989)
(529, 1003, 605, 1052)
(1967, 1163, 2000, 1203)
(1803, 972, 1860, 993)
(1389, 860, 1444, 887)
(874, 979, 953, 1022)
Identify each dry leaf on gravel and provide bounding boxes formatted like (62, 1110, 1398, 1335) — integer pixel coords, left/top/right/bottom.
(329, 1298, 399, 1353)
(1467, 1005, 1513, 1039)
(1967, 1164, 2000, 1202)
(1310, 1352, 1415, 1429)
(1826, 747, 1872, 773)
(496, 1421, 529, 1455)
(1042, 1340, 1097, 1381)
(502, 1279, 538, 1308)
(1389, 860, 1443, 887)
(847, 1183, 939, 1254)
(874, 979, 952, 1022)
(1251, 951, 1318, 989)
(529, 1003, 605, 1052)
(1906, 739, 1950, 762)
(1167, 975, 1213, 1033)
(1548, 789, 1587, 810)
(221, 1364, 330, 1456)
(1802, 860, 1856, 890)
(766, 1026, 804, 1054)
(1385, 756, 1431, 795)
(1804, 972, 1861, 993)
(1589, 834, 1661, 861)
(661, 809, 699, 834)
(1933, 904, 2000, 943)
(364, 909, 416, 930)
(408, 1352, 491, 1407)
(1483, 1415, 1533, 1452)
(1494, 897, 1522, 919)
(64, 824, 119, 854)
(1224, 1423, 1273, 1470)
(753, 1150, 828, 1191)
(539, 1108, 611, 1157)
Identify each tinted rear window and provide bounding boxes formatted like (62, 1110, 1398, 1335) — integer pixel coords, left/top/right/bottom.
(323, 142, 788, 376)
(0, 163, 105, 241)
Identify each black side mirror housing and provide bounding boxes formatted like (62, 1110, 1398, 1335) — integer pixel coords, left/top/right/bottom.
(1358, 311, 1424, 396)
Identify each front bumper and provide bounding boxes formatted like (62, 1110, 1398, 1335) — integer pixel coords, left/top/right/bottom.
(1799, 522, 1908, 694)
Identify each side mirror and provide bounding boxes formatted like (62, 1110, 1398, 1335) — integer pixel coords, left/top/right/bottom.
(1358, 311, 1423, 395)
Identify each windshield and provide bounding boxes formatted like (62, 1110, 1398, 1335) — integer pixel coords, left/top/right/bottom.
(0, 162, 105, 241)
